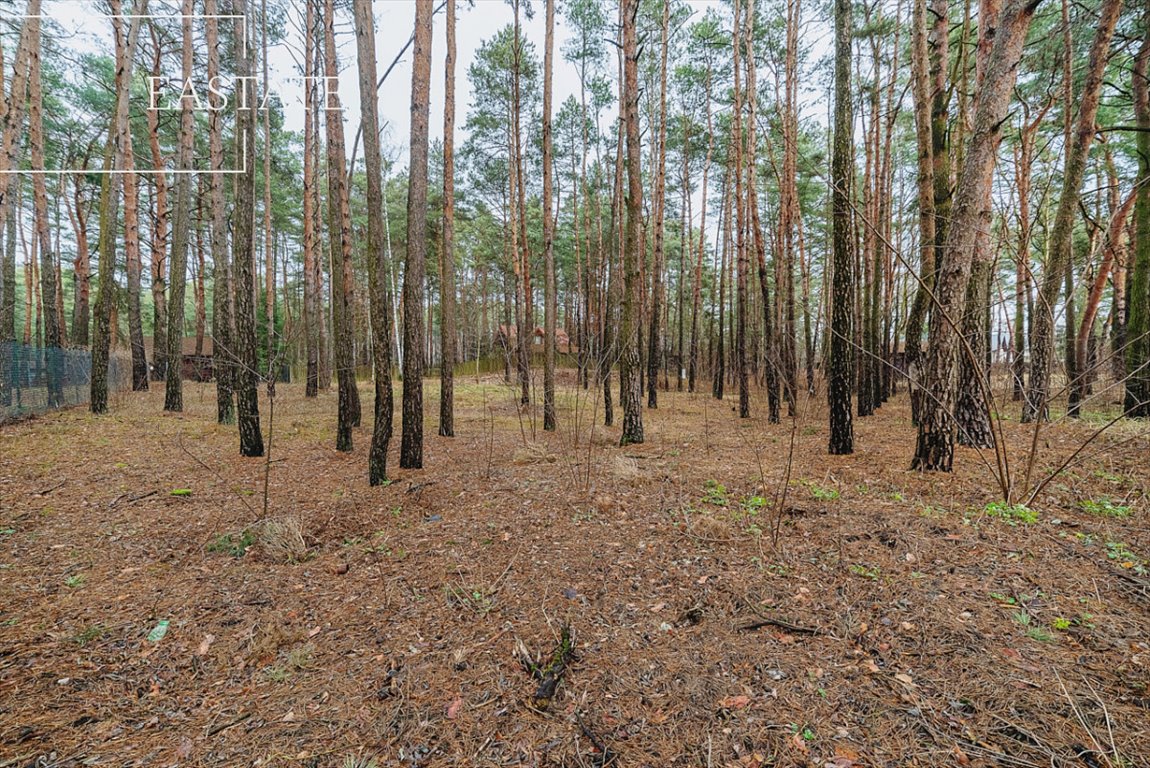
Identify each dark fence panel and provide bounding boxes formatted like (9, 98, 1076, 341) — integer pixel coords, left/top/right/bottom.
(1, 342, 131, 422)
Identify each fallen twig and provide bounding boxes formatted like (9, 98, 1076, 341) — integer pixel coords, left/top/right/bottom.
(575, 710, 617, 766)
(110, 489, 157, 508)
(737, 592, 822, 635)
(738, 617, 821, 635)
(517, 624, 575, 711)
(406, 480, 437, 496)
(34, 480, 65, 496)
(205, 711, 252, 737)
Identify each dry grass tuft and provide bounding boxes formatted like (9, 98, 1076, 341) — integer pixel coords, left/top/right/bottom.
(688, 511, 731, 540)
(512, 442, 557, 465)
(610, 455, 639, 479)
(256, 516, 309, 563)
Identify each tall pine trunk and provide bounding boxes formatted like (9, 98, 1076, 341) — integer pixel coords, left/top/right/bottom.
(1074, 190, 1134, 412)
(91, 0, 144, 414)
(732, 0, 749, 419)
(262, 0, 276, 380)
(913, 0, 1041, 470)
(65, 174, 91, 347)
(28, 12, 62, 407)
(123, 115, 147, 390)
(164, 0, 195, 412)
(0, 4, 35, 262)
(904, 0, 935, 417)
(1126, 12, 1150, 417)
(779, 0, 801, 414)
(302, 0, 319, 399)
(353, 0, 395, 484)
(542, 0, 557, 430)
(1025, 0, 1121, 421)
(688, 62, 713, 395)
(401, 0, 433, 468)
(440, 0, 458, 436)
(646, 0, 670, 411)
(619, 0, 644, 445)
(207, 0, 233, 423)
(746, 0, 779, 424)
(324, 0, 360, 451)
(954, 0, 1001, 448)
(147, 24, 168, 382)
(828, 0, 855, 454)
(233, 5, 265, 457)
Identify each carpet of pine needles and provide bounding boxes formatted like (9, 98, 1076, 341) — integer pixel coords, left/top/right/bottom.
(1, 372, 1148, 768)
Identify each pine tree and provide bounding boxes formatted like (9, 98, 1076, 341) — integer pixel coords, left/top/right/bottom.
(206, 0, 234, 423)
(324, 0, 360, 451)
(542, 0, 558, 430)
(353, 0, 395, 484)
(913, 0, 1041, 470)
(1025, 0, 1121, 422)
(91, 0, 144, 415)
(440, 0, 459, 436)
(1127, 11, 1150, 418)
(233, 4, 265, 457)
(828, 0, 855, 455)
(401, 0, 434, 468)
(619, 0, 644, 445)
(164, 0, 195, 413)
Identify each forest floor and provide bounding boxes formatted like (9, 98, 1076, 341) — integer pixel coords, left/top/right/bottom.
(1, 373, 1149, 768)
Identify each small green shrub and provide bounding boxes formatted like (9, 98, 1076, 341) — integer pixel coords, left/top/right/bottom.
(702, 480, 728, 507)
(984, 501, 1038, 525)
(263, 665, 288, 683)
(740, 495, 767, 513)
(444, 584, 494, 615)
(1079, 498, 1132, 518)
(287, 644, 315, 670)
(206, 530, 255, 557)
(1105, 540, 1148, 575)
(802, 480, 839, 501)
(73, 624, 108, 646)
(342, 757, 379, 768)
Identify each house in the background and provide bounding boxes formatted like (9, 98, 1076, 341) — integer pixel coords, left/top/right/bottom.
(143, 337, 214, 382)
(495, 325, 575, 355)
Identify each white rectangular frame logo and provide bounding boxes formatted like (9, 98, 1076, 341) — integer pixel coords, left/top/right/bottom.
(0, 11, 248, 175)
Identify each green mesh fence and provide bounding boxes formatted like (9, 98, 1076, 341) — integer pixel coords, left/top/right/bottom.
(1, 342, 132, 423)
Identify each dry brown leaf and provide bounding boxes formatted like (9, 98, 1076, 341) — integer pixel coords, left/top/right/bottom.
(720, 694, 752, 710)
(196, 634, 216, 656)
(446, 696, 463, 719)
(823, 754, 861, 768)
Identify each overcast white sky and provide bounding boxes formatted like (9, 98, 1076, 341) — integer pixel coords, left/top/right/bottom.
(28, 0, 755, 171)
(15, 0, 839, 199)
